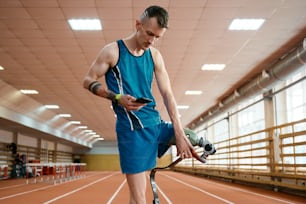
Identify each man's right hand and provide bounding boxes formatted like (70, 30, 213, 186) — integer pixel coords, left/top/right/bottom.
(118, 95, 147, 111)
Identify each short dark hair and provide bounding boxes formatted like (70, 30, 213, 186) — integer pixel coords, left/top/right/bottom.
(141, 5, 169, 28)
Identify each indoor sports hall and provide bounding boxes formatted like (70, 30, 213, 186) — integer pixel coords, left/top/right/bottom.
(0, 0, 305, 203)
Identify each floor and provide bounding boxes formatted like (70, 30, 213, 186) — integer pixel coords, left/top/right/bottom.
(0, 171, 305, 204)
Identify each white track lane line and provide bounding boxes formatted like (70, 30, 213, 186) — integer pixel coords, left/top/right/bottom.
(146, 174, 173, 204)
(44, 172, 118, 204)
(106, 178, 126, 204)
(162, 173, 234, 204)
(0, 184, 54, 201)
(105, 174, 173, 204)
(0, 171, 102, 200)
(0, 171, 102, 201)
(0, 183, 27, 190)
(203, 179, 297, 204)
(155, 183, 173, 204)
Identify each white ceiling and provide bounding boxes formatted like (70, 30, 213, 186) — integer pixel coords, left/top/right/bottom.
(0, 0, 305, 147)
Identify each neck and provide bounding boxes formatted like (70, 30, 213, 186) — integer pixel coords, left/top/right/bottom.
(123, 33, 144, 56)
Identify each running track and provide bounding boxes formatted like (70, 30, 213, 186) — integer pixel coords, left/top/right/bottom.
(0, 171, 305, 204)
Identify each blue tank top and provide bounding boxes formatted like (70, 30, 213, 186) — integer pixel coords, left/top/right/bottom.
(105, 40, 161, 131)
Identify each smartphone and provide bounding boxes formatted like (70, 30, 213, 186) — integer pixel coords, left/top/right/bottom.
(135, 97, 153, 103)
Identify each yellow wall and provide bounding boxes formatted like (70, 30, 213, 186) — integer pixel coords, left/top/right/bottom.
(81, 154, 121, 171)
(81, 153, 173, 171)
(157, 153, 172, 167)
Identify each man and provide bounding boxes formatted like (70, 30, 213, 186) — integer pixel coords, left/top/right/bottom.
(83, 5, 194, 203)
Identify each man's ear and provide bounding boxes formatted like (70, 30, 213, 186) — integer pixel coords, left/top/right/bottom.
(135, 20, 141, 31)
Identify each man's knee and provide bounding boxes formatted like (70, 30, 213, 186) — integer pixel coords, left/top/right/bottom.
(170, 128, 216, 155)
(168, 128, 202, 146)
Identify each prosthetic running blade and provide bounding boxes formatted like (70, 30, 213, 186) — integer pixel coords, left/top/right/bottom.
(150, 128, 216, 204)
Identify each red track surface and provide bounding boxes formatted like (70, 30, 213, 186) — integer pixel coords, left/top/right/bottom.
(0, 171, 305, 204)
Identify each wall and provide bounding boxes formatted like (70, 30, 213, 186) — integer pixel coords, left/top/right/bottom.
(0, 129, 13, 143)
(82, 141, 173, 171)
(82, 153, 173, 171)
(82, 154, 120, 171)
(0, 127, 74, 164)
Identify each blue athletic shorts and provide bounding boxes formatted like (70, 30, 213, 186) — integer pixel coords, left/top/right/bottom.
(116, 121, 174, 174)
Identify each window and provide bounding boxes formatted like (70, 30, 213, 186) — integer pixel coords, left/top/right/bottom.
(286, 71, 306, 123)
(237, 95, 265, 135)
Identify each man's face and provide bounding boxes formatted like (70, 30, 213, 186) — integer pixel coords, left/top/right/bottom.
(136, 17, 167, 50)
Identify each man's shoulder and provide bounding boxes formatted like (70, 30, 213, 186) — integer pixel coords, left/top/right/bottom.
(99, 41, 120, 66)
(149, 46, 158, 53)
(104, 41, 119, 52)
(149, 46, 161, 59)
(149, 46, 163, 65)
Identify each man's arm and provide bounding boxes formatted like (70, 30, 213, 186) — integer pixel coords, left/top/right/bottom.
(153, 49, 192, 158)
(83, 43, 116, 99)
(83, 43, 146, 111)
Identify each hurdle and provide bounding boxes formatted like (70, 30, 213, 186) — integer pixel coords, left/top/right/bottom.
(25, 162, 86, 185)
(0, 164, 8, 180)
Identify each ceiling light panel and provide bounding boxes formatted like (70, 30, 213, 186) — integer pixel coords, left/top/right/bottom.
(177, 105, 190, 109)
(45, 105, 59, 109)
(68, 19, 102, 30)
(70, 121, 81, 124)
(58, 114, 71, 118)
(201, 64, 226, 71)
(228, 19, 265, 30)
(185, 90, 203, 95)
(20, 89, 39, 94)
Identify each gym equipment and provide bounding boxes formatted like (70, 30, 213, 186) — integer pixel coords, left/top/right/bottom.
(150, 128, 216, 204)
